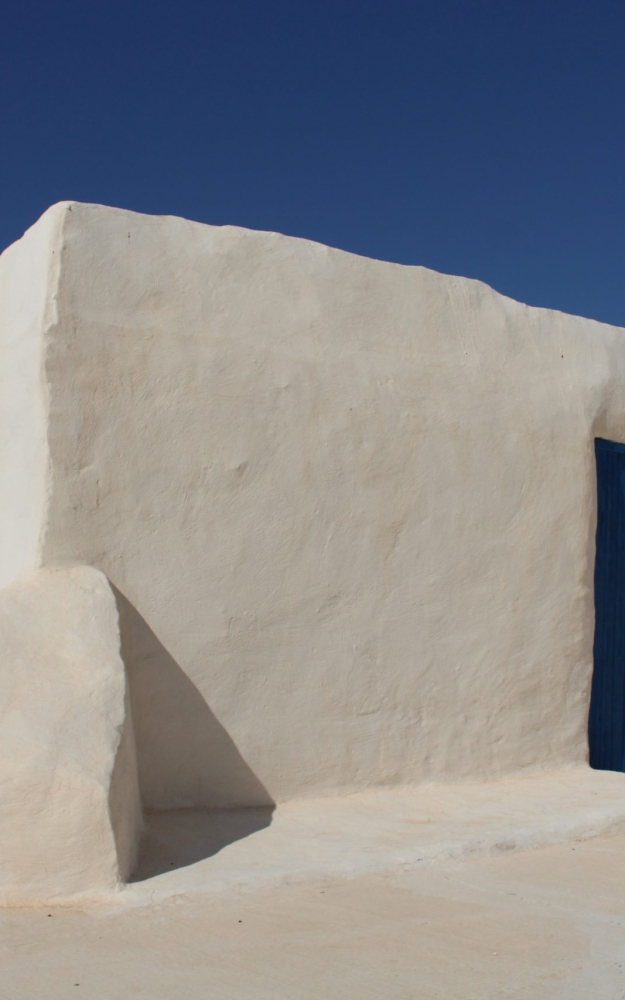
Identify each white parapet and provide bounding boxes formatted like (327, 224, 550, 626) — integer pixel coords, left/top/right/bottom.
(0, 566, 141, 906)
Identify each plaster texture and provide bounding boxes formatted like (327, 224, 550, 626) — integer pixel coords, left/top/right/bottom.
(0, 204, 59, 590)
(2, 201, 625, 817)
(0, 566, 141, 905)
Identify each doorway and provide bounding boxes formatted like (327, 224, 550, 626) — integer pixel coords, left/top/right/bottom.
(588, 437, 625, 771)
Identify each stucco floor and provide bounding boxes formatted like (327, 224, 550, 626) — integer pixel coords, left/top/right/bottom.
(2, 768, 625, 999)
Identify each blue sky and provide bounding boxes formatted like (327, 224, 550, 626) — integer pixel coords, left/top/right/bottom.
(2, 1, 624, 325)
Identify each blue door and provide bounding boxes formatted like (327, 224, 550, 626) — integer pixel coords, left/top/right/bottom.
(588, 438, 625, 771)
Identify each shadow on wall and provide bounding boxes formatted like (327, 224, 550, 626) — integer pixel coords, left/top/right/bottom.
(112, 587, 275, 879)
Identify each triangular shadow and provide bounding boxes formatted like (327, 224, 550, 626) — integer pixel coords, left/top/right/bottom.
(111, 586, 275, 881)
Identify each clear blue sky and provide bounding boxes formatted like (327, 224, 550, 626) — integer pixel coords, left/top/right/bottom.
(2, 1, 624, 325)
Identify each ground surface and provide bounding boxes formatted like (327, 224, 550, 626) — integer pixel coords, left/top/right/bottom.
(1, 834, 624, 999)
(2, 768, 625, 999)
(125, 767, 625, 902)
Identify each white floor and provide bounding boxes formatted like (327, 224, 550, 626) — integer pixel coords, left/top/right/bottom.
(124, 765, 625, 904)
(2, 766, 625, 999)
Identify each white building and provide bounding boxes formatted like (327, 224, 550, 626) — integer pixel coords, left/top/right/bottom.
(1, 202, 624, 903)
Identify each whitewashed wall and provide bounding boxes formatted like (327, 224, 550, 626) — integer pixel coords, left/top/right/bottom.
(3, 202, 625, 808)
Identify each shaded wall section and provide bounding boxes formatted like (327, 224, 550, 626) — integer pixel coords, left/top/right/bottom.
(0, 205, 64, 588)
(114, 588, 273, 810)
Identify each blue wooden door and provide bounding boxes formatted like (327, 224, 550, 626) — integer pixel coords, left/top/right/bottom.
(588, 438, 625, 771)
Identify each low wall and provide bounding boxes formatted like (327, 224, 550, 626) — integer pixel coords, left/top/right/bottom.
(0, 567, 141, 904)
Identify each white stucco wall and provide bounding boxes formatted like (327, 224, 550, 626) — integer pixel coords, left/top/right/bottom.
(0, 566, 141, 904)
(0, 204, 64, 589)
(3, 202, 625, 809)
